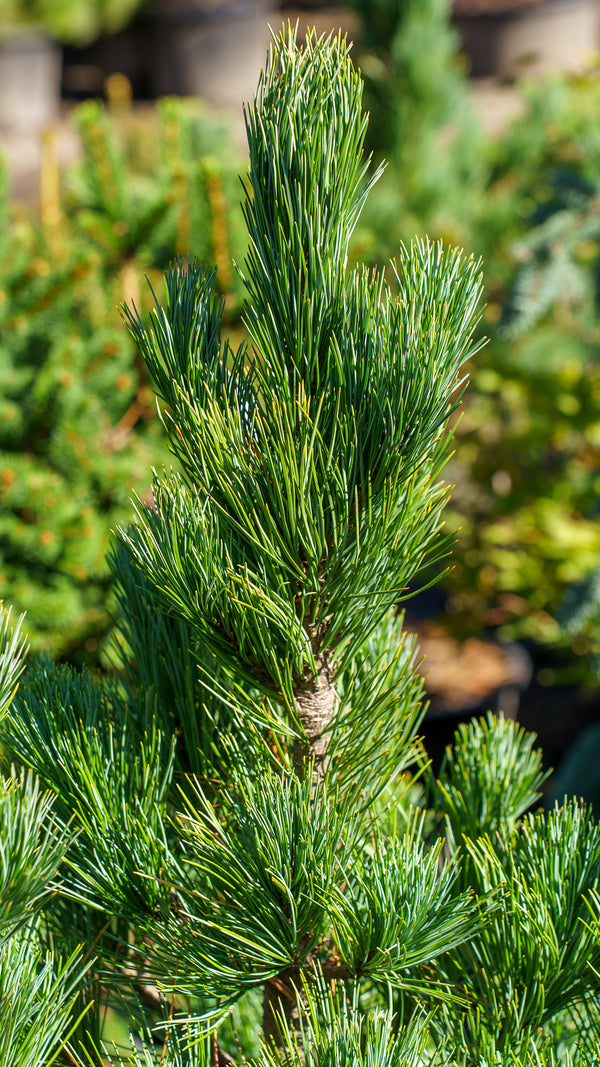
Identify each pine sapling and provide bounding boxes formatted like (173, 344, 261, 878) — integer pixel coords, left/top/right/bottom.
(5, 28, 600, 1067)
(119, 26, 484, 1042)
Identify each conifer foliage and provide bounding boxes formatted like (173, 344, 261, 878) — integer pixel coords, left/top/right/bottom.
(4, 28, 600, 1067)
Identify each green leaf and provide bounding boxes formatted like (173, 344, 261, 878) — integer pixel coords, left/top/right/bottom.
(431, 802, 600, 1051)
(0, 772, 67, 944)
(328, 611, 426, 801)
(435, 713, 548, 847)
(144, 770, 359, 1011)
(330, 816, 481, 985)
(0, 606, 28, 725)
(4, 658, 174, 916)
(120, 30, 483, 706)
(0, 925, 86, 1067)
(260, 972, 440, 1067)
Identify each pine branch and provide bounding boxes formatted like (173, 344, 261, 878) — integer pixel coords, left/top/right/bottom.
(119, 31, 483, 780)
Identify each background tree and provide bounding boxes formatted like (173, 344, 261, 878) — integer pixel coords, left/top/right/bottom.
(0, 93, 244, 664)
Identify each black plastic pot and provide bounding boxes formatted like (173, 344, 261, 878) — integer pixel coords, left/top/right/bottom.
(452, 0, 600, 78)
(149, 0, 271, 109)
(0, 33, 61, 133)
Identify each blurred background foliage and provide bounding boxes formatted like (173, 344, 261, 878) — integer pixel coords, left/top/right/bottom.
(0, 0, 145, 44)
(442, 70, 600, 660)
(0, 88, 245, 663)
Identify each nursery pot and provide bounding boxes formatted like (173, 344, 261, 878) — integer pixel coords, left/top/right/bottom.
(452, 0, 600, 78)
(62, 25, 150, 99)
(0, 33, 61, 133)
(150, 0, 271, 109)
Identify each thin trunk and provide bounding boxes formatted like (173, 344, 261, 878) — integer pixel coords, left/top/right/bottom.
(292, 656, 337, 782)
(262, 961, 351, 1046)
(263, 658, 338, 1049)
(263, 967, 302, 1048)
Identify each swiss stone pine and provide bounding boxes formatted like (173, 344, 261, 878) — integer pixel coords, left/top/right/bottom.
(3, 27, 600, 1067)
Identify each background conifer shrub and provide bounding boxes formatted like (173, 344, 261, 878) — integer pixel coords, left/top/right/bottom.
(0, 96, 244, 663)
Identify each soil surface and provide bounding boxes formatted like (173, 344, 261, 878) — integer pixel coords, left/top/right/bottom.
(406, 620, 531, 716)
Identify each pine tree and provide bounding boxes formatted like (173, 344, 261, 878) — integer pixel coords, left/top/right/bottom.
(4, 28, 600, 1067)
